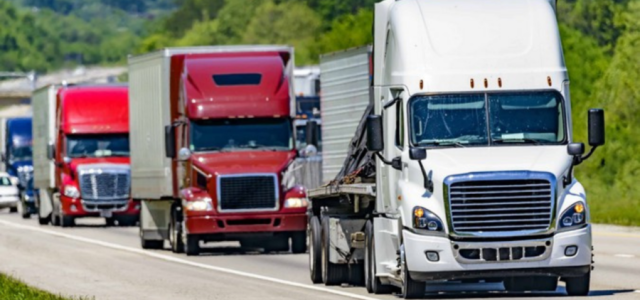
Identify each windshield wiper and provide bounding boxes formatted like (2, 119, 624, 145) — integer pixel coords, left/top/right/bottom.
(424, 140, 466, 148)
(197, 147, 223, 152)
(492, 138, 542, 145)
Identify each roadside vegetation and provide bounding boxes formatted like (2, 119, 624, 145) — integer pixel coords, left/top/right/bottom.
(0, 273, 91, 300)
(0, 0, 638, 225)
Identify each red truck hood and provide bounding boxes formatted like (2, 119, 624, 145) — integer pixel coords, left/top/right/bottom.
(69, 157, 130, 173)
(191, 150, 296, 176)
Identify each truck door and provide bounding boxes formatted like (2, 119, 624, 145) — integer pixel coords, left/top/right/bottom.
(374, 88, 407, 274)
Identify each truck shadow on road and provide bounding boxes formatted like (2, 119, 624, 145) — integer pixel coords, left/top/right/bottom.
(421, 288, 636, 299)
(191, 246, 304, 257)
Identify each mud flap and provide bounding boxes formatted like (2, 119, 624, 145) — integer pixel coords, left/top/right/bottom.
(140, 200, 172, 240)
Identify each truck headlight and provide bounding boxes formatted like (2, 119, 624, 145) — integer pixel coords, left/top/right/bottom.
(559, 202, 586, 231)
(185, 197, 213, 211)
(284, 197, 308, 208)
(63, 186, 80, 198)
(413, 207, 444, 232)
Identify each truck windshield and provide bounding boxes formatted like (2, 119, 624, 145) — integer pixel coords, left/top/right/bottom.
(191, 118, 293, 152)
(10, 146, 32, 162)
(409, 91, 566, 147)
(66, 134, 130, 158)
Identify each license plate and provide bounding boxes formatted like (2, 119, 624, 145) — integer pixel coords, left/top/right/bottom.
(100, 210, 113, 218)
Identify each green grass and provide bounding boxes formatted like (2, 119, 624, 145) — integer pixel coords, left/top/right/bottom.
(0, 273, 91, 300)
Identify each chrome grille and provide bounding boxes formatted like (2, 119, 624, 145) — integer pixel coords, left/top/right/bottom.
(78, 165, 130, 201)
(217, 174, 278, 212)
(448, 176, 554, 236)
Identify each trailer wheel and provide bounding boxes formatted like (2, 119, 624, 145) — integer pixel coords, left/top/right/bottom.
(565, 271, 590, 296)
(169, 207, 184, 253)
(400, 243, 426, 299)
(309, 217, 322, 283)
(37, 193, 51, 225)
(291, 231, 307, 254)
(184, 234, 200, 256)
(321, 217, 347, 285)
(365, 220, 393, 294)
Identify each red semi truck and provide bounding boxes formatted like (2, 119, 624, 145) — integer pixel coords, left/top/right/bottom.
(128, 46, 309, 255)
(32, 84, 139, 227)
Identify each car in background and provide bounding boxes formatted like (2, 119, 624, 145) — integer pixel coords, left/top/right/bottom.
(0, 172, 20, 213)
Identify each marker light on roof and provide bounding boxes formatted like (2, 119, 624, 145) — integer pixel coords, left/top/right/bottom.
(470, 79, 475, 89)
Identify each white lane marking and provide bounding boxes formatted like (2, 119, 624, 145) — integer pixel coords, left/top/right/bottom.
(635, 290, 640, 293)
(0, 220, 378, 300)
(614, 254, 635, 258)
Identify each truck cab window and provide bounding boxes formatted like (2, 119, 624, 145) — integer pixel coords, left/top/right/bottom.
(409, 91, 567, 147)
(66, 134, 130, 158)
(190, 118, 293, 152)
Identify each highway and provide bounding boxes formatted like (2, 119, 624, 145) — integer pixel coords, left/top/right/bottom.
(0, 211, 639, 300)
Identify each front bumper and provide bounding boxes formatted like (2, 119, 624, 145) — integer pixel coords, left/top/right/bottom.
(185, 212, 307, 236)
(404, 225, 592, 280)
(60, 195, 140, 217)
(0, 197, 19, 208)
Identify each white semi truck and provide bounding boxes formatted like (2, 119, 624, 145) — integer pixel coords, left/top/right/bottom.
(307, 0, 604, 298)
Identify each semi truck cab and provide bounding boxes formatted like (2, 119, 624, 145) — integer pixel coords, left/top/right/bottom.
(307, 0, 605, 297)
(2, 117, 35, 218)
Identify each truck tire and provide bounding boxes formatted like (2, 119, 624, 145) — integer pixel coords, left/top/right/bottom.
(105, 217, 116, 227)
(184, 234, 200, 256)
(37, 195, 51, 225)
(349, 263, 365, 287)
(21, 202, 30, 219)
(116, 215, 138, 227)
(309, 217, 322, 283)
(321, 217, 348, 286)
(264, 235, 289, 253)
(565, 271, 590, 296)
(9, 206, 18, 213)
(169, 208, 184, 253)
(365, 220, 393, 294)
(400, 244, 426, 299)
(291, 231, 307, 254)
(60, 215, 75, 227)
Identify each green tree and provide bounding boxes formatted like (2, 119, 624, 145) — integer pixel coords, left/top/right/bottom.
(242, 0, 321, 64)
(162, 0, 224, 37)
(313, 8, 373, 58)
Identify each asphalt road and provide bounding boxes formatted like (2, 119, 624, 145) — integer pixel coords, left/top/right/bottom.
(0, 211, 639, 300)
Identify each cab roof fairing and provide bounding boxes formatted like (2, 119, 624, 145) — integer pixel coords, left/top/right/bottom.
(379, 0, 568, 95)
(181, 53, 293, 120)
(57, 85, 129, 134)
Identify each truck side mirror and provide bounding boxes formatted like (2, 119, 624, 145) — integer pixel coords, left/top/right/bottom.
(567, 143, 585, 156)
(409, 148, 426, 160)
(306, 120, 319, 147)
(47, 143, 55, 160)
(366, 115, 383, 152)
(588, 109, 605, 147)
(165, 125, 176, 159)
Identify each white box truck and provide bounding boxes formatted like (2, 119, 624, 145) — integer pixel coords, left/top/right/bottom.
(307, 0, 604, 298)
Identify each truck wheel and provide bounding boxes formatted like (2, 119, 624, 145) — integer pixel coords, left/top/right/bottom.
(184, 234, 200, 256)
(105, 217, 116, 227)
(321, 217, 348, 286)
(37, 195, 51, 225)
(264, 235, 289, 253)
(309, 217, 322, 283)
(365, 220, 393, 294)
(9, 206, 18, 213)
(21, 202, 30, 219)
(291, 231, 307, 254)
(400, 243, 426, 299)
(565, 271, 590, 296)
(60, 215, 75, 228)
(169, 208, 184, 253)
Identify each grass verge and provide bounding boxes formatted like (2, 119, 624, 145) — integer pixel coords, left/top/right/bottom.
(0, 273, 91, 300)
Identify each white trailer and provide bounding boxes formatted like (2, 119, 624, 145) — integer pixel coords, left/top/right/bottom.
(32, 85, 58, 225)
(307, 0, 603, 298)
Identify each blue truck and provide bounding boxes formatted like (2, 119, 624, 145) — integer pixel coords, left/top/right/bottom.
(2, 117, 34, 218)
